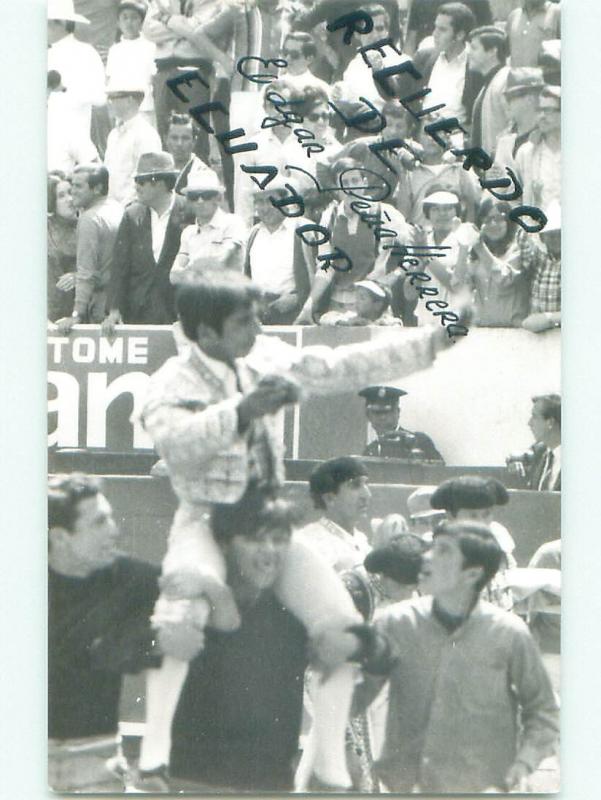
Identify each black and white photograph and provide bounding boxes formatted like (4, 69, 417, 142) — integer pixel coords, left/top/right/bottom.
(42, 0, 565, 793)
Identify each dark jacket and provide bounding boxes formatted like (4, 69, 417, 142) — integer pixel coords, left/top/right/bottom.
(364, 426, 444, 462)
(413, 44, 485, 122)
(527, 444, 561, 491)
(107, 195, 188, 324)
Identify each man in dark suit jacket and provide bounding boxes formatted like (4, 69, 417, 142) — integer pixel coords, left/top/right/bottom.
(526, 394, 561, 491)
(103, 152, 189, 332)
(359, 386, 444, 462)
(506, 393, 561, 491)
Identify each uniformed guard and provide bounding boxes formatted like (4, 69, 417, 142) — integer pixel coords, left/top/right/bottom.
(358, 385, 444, 462)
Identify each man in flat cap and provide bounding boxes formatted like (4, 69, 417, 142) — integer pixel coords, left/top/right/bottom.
(493, 67, 544, 175)
(359, 386, 444, 463)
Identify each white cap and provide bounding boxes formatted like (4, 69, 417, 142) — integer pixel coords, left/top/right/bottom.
(184, 169, 224, 194)
(48, 0, 90, 23)
(355, 280, 390, 300)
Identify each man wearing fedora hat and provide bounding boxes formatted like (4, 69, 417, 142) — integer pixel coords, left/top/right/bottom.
(47, 0, 106, 143)
(104, 79, 162, 205)
(493, 67, 544, 174)
(359, 385, 444, 462)
(102, 151, 188, 332)
(170, 170, 247, 280)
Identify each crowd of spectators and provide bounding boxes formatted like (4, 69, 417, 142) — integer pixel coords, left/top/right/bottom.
(47, 0, 561, 334)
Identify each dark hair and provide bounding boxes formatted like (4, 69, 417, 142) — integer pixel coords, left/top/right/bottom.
(47, 172, 70, 214)
(211, 489, 301, 545)
(283, 31, 317, 59)
(298, 85, 330, 117)
(433, 520, 503, 591)
(167, 111, 194, 132)
(532, 393, 561, 429)
(73, 164, 110, 196)
(309, 457, 368, 510)
(176, 271, 262, 339)
(476, 197, 517, 255)
(364, 533, 426, 585)
(48, 473, 102, 533)
(65, 21, 76, 34)
(437, 2, 477, 38)
(431, 476, 509, 516)
(469, 26, 508, 63)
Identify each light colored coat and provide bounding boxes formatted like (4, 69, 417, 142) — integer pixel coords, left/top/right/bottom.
(141, 329, 441, 507)
(479, 66, 511, 157)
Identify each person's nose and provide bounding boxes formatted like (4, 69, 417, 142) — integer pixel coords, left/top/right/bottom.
(362, 484, 372, 501)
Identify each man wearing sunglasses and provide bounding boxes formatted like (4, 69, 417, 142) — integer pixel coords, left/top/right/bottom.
(171, 170, 248, 280)
(102, 151, 189, 335)
(281, 32, 330, 95)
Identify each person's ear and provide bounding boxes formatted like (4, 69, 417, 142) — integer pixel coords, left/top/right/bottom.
(195, 322, 220, 346)
(321, 491, 337, 510)
(463, 563, 484, 589)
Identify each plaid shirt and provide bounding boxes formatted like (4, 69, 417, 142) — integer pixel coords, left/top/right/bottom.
(519, 234, 561, 314)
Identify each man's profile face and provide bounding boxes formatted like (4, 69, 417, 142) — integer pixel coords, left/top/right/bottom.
(418, 535, 472, 596)
(467, 37, 488, 73)
(214, 302, 262, 359)
(363, 12, 389, 45)
(70, 172, 97, 210)
(227, 527, 292, 591)
(325, 475, 371, 527)
(528, 399, 549, 443)
(166, 124, 195, 167)
(433, 14, 458, 53)
(366, 404, 399, 437)
(64, 494, 120, 572)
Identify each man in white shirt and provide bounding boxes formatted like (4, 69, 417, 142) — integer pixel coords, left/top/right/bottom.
(47, 0, 106, 141)
(298, 457, 373, 573)
(171, 170, 248, 281)
(104, 80, 162, 205)
(47, 70, 99, 173)
(281, 32, 331, 96)
(428, 3, 478, 124)
(105, 1, 157, 123)
(244, 183, 312, 324)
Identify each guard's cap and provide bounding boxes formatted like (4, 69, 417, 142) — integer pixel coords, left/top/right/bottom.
(431, 476, 509, 513)
(359, 385, 407, 411)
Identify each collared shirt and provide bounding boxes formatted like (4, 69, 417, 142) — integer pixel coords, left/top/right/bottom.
(297, 517, 371, 573)
(248, 218, 297, 296)
(105, 114, 162, 206)
(74, 196, 123, 316)
(105, 36, 157, 112)
(515, 136, 561, 209)
(178, 207, 247, 272)
(522, 239, 561, 314)
(363, 596, 559, 793)
(507, 2, 561, 68)
(150, 197, 175, 262)
(427, 47, 468, 122)
(47, 34, 106, 137)
(537, 444, 560, 490)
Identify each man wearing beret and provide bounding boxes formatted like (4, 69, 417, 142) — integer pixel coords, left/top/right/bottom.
(316, 520, 559, 792)
(359, 385, 444, 462)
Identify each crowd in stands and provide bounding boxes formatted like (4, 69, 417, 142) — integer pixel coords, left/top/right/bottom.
(48, 0, 561, 334)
